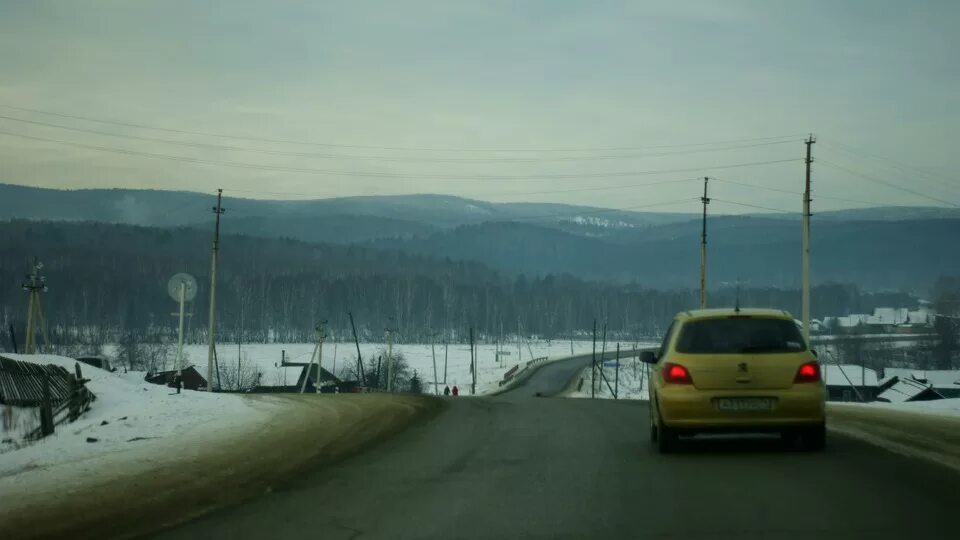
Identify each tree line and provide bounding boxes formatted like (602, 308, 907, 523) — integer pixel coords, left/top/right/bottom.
(0, 220, 921, 358)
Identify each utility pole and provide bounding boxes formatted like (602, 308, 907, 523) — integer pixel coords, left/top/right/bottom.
(316, 321, 327, 394)
(443, 340, 449, 384)
(299, 323, 324, 394)
(21, 259, 47, 354)
(331, 340, 338, 380)
(802, 135, 816, 343)
(430, 329, 439, 395)
(176, 282, 187, 376)
(348, 312, 365, 386)
(470, 327, 476, 395)
(385, 325, 395, 392)
(700, 177, 710, 309)
(207, 189, 225, 391)
(591, 319, 597, 399)
(517, 317, 522, 364)
(237, 291, 244, 389)
(614, 343, 620, 400)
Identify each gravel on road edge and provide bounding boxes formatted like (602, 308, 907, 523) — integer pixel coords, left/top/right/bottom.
(0, 393, 444, 540)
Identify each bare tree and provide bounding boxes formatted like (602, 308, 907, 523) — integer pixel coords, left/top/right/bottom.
(219, 353, 263, 391)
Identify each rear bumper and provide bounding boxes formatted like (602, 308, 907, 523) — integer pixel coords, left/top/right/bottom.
(657, 384, 825, 430)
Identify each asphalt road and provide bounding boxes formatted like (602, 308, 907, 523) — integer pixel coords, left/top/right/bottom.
(154, 356, 960, 540)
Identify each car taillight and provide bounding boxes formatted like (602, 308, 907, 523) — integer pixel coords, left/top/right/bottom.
(662, 362, 693, 384)
(794, 361, 821, 383)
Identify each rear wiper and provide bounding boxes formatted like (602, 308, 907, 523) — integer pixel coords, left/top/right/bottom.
(739, 346, 780, 353)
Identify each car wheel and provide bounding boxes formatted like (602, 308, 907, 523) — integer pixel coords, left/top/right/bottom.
(800, 424, 826, 451)
(657, 423, 678, 453)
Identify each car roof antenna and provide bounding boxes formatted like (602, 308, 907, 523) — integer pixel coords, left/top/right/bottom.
(734, 276, 741, 313)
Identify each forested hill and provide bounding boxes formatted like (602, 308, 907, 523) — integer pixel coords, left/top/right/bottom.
(0, 220, 914, 350)
(2, 184, 957, 291)
(374, 217, 960, 291)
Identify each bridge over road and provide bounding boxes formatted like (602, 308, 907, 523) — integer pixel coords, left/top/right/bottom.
(155, 353, 960, 540)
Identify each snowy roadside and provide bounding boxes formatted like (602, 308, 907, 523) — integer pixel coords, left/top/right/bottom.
(131, 340, 602, 396)
(830, 398, 960, 419)
(564, 356, 652, 400)
(0, 355, 440, 540)
(1, 354, 270, 478)
(829, 401, 960, 474)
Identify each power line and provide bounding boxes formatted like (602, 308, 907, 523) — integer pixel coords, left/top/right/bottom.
(0, 115, 799, 162)
(0, 103, 805, 153)
(820, 137, 956, 185)
(710, 198, 798, 214)
(0, 130, 803, 180)
(819, 144, 960, 200)
(711, 177, 799, 195)
(818, 159, 959, 208)
(710, 176, 907, 207)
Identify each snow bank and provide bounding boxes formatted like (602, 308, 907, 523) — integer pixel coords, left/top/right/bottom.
(566, 354, 653, 400)
(833, 398, 960, 419)
(0, 354, 268, 480)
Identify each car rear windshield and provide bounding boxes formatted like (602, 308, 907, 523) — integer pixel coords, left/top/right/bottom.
(675, 317, 806, 354)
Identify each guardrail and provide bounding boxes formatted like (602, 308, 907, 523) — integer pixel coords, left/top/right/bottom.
(492, 348, 653, 395)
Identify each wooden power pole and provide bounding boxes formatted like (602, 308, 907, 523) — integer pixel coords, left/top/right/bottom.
(802, 136, 816, 343)
(206, 189, 225, 391)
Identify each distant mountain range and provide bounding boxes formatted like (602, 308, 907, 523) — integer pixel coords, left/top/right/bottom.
(0, 183, 695, 241)
(2, 182, 958, 291)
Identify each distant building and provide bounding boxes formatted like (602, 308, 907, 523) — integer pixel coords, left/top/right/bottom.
(882, 368, 960, 398)
(822, 364, 880, 402)
(251, 363, 360, 393)
(75, 355, 113, 372)
(145, 365, 207, 391)
(821, 304, 935, 335)
(875, 376, 943, 403)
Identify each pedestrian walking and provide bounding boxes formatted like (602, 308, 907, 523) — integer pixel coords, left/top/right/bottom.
(452, 385, 459, 396)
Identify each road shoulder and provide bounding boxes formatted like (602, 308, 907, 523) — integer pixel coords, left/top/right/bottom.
(829, 403, 960, 474)
(0, 393, 443, 540)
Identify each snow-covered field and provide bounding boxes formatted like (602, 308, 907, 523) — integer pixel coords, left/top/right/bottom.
(0, 354, 272, 480)
(566, 353, 652, 400)
(157, 340, 602, 395)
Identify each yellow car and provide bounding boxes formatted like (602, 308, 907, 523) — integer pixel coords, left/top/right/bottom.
(642, 308, 825, 452)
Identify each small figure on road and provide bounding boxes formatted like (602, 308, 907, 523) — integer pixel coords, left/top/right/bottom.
(173, 373, 183, 394)
(452, 385, 459, 396)
(443, 386, 451, 396)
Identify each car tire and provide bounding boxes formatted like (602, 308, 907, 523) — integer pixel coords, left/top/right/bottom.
(657, 423, 678, 453)
(800, 424, 826, 451)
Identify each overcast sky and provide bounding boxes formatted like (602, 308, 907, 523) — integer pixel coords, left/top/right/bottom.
(0, 0, 957, 214)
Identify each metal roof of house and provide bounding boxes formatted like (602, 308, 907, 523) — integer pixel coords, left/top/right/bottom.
(883, 368, 960, 389)
(823, 364, 879, 387)
(876, 377, 942, 403)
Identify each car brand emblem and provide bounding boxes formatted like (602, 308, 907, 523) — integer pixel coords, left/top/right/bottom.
(737, 362, 749, 373)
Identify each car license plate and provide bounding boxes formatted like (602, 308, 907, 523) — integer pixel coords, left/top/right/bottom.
(716, 398, 774, 411)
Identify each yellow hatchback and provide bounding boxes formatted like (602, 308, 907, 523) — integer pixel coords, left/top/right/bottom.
(642, 308, 826, 453)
